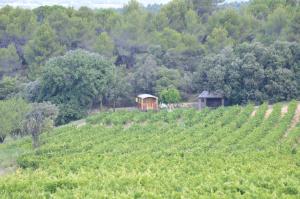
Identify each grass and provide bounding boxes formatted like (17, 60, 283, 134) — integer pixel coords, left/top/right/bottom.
(0, 102, 299, 198)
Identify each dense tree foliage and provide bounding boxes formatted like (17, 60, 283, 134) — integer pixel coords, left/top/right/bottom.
(38, 50, 114, 124)
(24, 23, 65, 79)
(0, 0, 299, 123)
(192, 41, 300, 104)
(0, 44, 22, 78)
(0, 76, 19, 100)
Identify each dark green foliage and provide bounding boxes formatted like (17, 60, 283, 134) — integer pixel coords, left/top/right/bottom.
(94, 32, 115, 58)
(0, 1, 299, 109)
(38, 50, 114, 124)
(0, 44, 22, 78)
(24, 23, 65, 79)
(193, 42, 300, 104)
(107, 66, 132, 110)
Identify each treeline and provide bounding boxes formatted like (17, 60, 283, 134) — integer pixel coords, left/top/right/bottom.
(0, 0, 300, 124)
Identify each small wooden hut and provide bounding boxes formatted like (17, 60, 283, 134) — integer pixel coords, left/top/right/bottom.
(136, 94, 158, 111)
(198, 91, 224, 109)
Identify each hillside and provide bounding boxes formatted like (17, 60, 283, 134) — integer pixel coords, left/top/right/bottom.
(1, 1, 300, 125)
(0, 102, 300, 198)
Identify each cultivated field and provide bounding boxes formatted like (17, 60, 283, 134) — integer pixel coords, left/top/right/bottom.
(0, 102, 300, 198)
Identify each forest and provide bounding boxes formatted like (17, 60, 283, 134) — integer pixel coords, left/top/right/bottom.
(0, 0, 300, 124)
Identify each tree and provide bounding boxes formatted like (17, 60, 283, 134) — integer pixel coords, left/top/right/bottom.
(207, 27, 233, 53)
(189, 0, 225, 17)
(155, 28, 183, 50)
(159, 87, 181, 104)
(24, 23, 65, 79)
(0, 44, 21, 78)
(94, 32, 115, 58)
(185, 9, 203, 35)
(39, 50, 114, 125)
(155, 67, 181, 94)
(265, 6, 290, 41)
(22, 80, 41, 102)
(5, 8, 36, 42)
(207, 8, 258, 43)
(107, 66, 131, 111)
(94, 9, 121, 33)
(0, 76, 19, 100)
(0, 98, 30, 143)
(132, 55, 158, 95)
(45, 8, 95, 50)
(288, 10, 300, 42)
(160, 0, 190, 32)
(23, 102, 58, 148)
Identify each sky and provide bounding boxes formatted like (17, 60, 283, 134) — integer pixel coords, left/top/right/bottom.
(0, 0, 250, 9)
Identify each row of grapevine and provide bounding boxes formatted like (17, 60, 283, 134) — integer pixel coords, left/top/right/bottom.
(0, 102, 299, 198)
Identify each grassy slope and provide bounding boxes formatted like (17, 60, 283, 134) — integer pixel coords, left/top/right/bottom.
(0, 102, 300, 198)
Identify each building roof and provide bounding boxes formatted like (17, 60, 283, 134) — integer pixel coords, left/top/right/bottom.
(137, 94, 158, 99)
(198, 91, 223, 99)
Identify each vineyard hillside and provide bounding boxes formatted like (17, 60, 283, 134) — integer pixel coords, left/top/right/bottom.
(0, 102, 300, 198)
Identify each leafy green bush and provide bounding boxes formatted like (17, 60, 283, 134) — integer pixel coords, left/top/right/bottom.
(159, 87, 181, 104)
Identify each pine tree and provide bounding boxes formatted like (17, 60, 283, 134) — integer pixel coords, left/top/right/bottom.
(24, 23, 65, 79)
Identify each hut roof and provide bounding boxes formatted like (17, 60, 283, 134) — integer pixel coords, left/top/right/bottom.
(198, 91, 223, 99)
(137, 94, 158, 99)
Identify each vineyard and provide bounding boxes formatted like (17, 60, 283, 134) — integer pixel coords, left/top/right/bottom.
(0, 102, 300, 198)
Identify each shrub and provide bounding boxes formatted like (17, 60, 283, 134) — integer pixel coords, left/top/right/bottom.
(23, 102, 58, 148)
(0, 98, 30, 143)
(159, 87, 181, 104)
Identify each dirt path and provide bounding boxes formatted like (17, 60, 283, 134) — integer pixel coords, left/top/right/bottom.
(67, 119, 87, 128)
(284, 103, 300, 137)
(290, 104, 300, 129)
(75, 120, 87, 128)
(281, 105, 288, 117)
(264, 106, 273, 119)
(251, 106, 259, 117)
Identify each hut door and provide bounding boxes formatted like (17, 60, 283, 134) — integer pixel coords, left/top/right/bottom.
(147, 102, 152, 110)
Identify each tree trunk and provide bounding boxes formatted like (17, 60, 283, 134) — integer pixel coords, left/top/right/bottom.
(32, 133, 40, 148)
(100, 98, 103, 111)
(31, 125, 40, 149)
(0, 135, 5, 143)
(113, 99, 116, 112)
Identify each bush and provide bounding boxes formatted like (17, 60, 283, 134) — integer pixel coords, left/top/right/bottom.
(23, 102, 58, 148)
(159, 87, 181, 104)
(0, 98, 30, 143)
(55, 103, 86, 125)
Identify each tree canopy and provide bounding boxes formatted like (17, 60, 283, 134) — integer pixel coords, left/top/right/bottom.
(38, 49, 114, 124)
